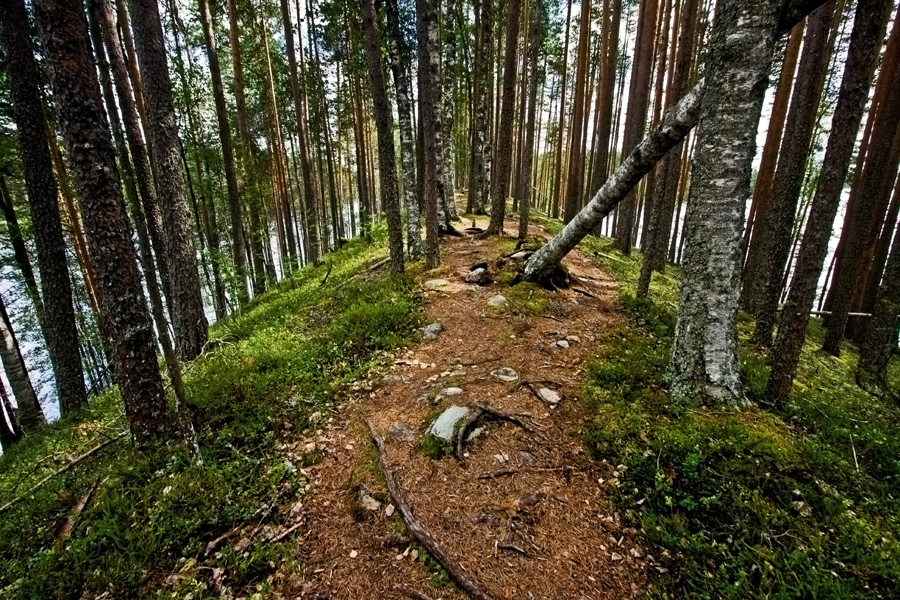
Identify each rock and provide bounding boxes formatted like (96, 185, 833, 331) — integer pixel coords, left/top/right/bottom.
(491, 367, 519, 383)
(487, 294, 508, 308)
(556, 340, 570, 348)
(415, 394, 431, 405)
(359, 492, 382, 512)
(426, 405, 470, 441)
(519, 450, 537, 466)
(380, 374, 404, 385)
(388, 422, 414, 442)
(566, 335, 581, 344)
(309, 411, 323, 424)
(538, 388, 561, 404)
(465, 267, 491, 285)
(435, 387, 463, 402)
(424, 279, 450, 291)
(509, 251, 530, 260)
(421, 322, 443, 340)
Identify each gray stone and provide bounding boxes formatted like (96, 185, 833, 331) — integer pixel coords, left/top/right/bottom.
(509, 251, 530, 260)
(556, 340, 570, 348)
(467, 427, 486, 442)
(436, 387, 464, 402)
(424, 279, 450, 290)
(465, 268, 490, 284)
(566, 335, 581, 344)
(421, 322, 443, 340)
(538, 388, 561, 404)
(427, 405, 470, 441)
(380, 374, 404, 385)
(359, 492, 382, 512)
(519, 450, 537, 466)
(487, 294, 508, 308)
(491, 367, 519, 383)
(388, 422, 414, 442)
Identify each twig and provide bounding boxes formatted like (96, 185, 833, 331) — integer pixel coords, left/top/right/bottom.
(368, 257, 391, 271)
(0, 432, 127, 515)
(377, 534, 412, 548)
(571, 287, 598, 299)
(851, 434, 859, 473)
(203, 526, 241, 557)
(367, 420, 500, 600)
(270, 521, 304, 543)
(319, 262, 333, 287)
(455, 407, 485, 462)
(398, 584, 437, 600)
(55, 479, 100, 541)
(478, 466, 574, 480)
(540, 314, 565, 323)
(497, 542, 530, 557)
(475, 402, 534, 432)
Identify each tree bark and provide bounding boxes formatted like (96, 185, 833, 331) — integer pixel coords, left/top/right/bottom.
(482, 0, 522, 235)
(0, 380, 22, 449)
(467, 0, 493, 215)
(668, 0, 782, 406)
(822, 13, 900, 356)
(127, 0, 208, 361)
(362, 0, 405, 273)
(561, 0, 592, 224)
(518, 0, 543, 239)
(550, 0, 573, 220)
(198, 0, 249, 305)
(0, 177, 44, 323)
(612, 0, 658, 254)
(858, 217, 900, 384)
(385, 0, 423, 256)
(746, 1, 836, 346)
(0, 0, 88, 417)
(33, 0, 174, 446)
(417, 0, 441, 267)
(0, 292, 44, 428)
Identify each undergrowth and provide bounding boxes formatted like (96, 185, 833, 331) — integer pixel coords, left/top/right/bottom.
(0, 229, 423, 599)
(580, 243, 900, 598)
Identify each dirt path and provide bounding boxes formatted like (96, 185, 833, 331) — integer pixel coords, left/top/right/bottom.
(280, 219, 651, 599)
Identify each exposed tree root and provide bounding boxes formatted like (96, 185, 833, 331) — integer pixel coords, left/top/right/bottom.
(456, 403, 535, 464)
(367, 420, 500, 600)
(398, 584, 437, 600)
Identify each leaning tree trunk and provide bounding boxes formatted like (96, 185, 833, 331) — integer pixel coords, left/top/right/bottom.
(667, 0, 782, 406)
(127, 0, 208, 361)
(198, 0, 249, 305)
(385, 0, 423, 256)
(0, 177, 44, 323)
(746, 1, 836, 346)
(33, 0, 175, 446)
(0, 293, 44, 429)
(0, 0, 88, 417)
(482, 0, 522, 235)
(362, 0, 405, 273)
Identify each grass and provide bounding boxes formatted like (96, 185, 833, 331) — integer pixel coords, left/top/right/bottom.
(577, 239, 900, 598)
(0, 228, 423, 599)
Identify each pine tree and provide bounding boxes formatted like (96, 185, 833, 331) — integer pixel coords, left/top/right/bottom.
(127, 0, 208, 360)
(417, 0, 441, 267)
(0, 0, 88, 417)
(32, 0, 175, 445)
(0, 293, 44, 429)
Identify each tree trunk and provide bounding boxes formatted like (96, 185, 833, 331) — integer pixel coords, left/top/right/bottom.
(550, 0, 573, 220)
(561, 0, 592, 223)
(0, 293, 44, 429)
(518, 0, 544, 239)
(0, 176, 44, 322)
(740, 23, 804, 268)
(198, 0, 249, 305)
(858, 218, 900, 384)
(33, 0, 174, 446)
(467, 0, 493, 215)
(587, 0, 621, 202)
(636, 0, 701, 296)
(228, 0, 268, 289)
(417, 0, 441, 267)
(0, 380, 22, 449)
(668, 0, 782, 406)
(746, 1, 836, 346)
(362, 0, 405, 273)
(822, 13, 900, 356)
(127, 0, 208, 361)
(482, 0, 522, 235)
(0, 0, 88, 417)
(612, 0, 658, 254)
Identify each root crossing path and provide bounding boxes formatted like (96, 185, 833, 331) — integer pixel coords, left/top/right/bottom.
(281, 219, 651, 599)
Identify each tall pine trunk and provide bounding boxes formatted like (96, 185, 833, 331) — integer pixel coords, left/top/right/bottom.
(561, 0, 592, 223)
(33, 0, 175, 446)
(0, 0, 88, 417)
(361, 0, 405, 273)
(127, 0, 208, 361)
(417, 0, 441, 267)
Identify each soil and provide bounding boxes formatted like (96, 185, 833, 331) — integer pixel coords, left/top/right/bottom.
(277, 217, 653, 599)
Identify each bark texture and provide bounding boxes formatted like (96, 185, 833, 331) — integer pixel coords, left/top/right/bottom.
(417, 0, 441, 267)
(858, 221, 900, 384)
(33, 0, 174, 446)
(362, 0, 405, 273)
(0, 0, 87, 417)
(668, 0, 781, 406)
(127, 0, 208, 360)
(0, 293, 44, 428)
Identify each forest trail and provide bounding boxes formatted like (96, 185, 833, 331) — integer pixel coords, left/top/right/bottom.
(277, 216, 656, 599)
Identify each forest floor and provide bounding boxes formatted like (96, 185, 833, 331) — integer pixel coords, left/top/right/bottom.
(277, 216, 651, 599)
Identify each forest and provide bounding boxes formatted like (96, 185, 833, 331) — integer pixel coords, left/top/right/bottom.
(0, 0, 898, 596)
